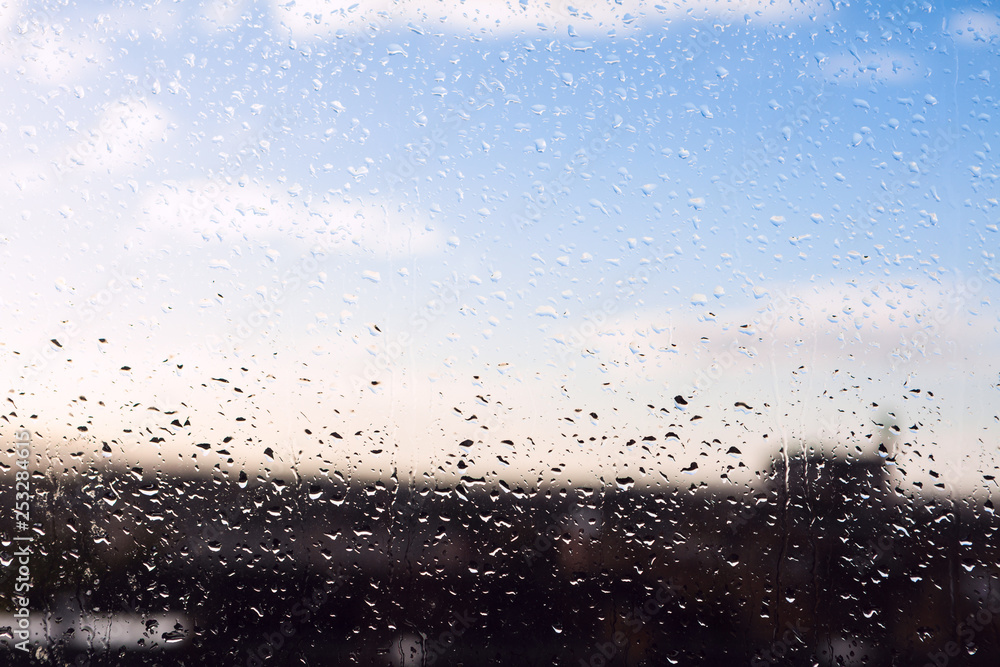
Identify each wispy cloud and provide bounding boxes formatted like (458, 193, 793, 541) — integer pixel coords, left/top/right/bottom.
(269, 0, 829, 42)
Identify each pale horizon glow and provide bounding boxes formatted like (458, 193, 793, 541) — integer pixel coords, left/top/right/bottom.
(1, 0, 998, 501)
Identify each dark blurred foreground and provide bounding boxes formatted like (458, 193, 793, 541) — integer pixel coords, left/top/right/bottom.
(0, 448, 997, 666)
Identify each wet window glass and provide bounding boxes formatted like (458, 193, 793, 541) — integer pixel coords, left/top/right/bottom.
(2, 0, 999, 665)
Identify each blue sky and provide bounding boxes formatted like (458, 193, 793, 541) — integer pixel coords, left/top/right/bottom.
(1, 0, 998, 495)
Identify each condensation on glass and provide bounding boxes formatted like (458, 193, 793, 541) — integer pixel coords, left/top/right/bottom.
(0, 1, 997, 665)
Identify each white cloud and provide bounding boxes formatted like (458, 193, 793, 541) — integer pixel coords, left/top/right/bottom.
(552, 275, 994, 398)
(0, 5, 110, 86)
(0, 0, 21, 34)
(140, 180, 445, 257)
(566, 275, 997, 385)
(0, 95, 170, 203)
(946, 9, 1000, 45)
(195, 0, 251, 32)
(269, 0, 828, 41)
(71, 98, 171, 173)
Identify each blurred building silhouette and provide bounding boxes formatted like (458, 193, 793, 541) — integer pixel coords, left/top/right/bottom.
(0, 439, 995, 666)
